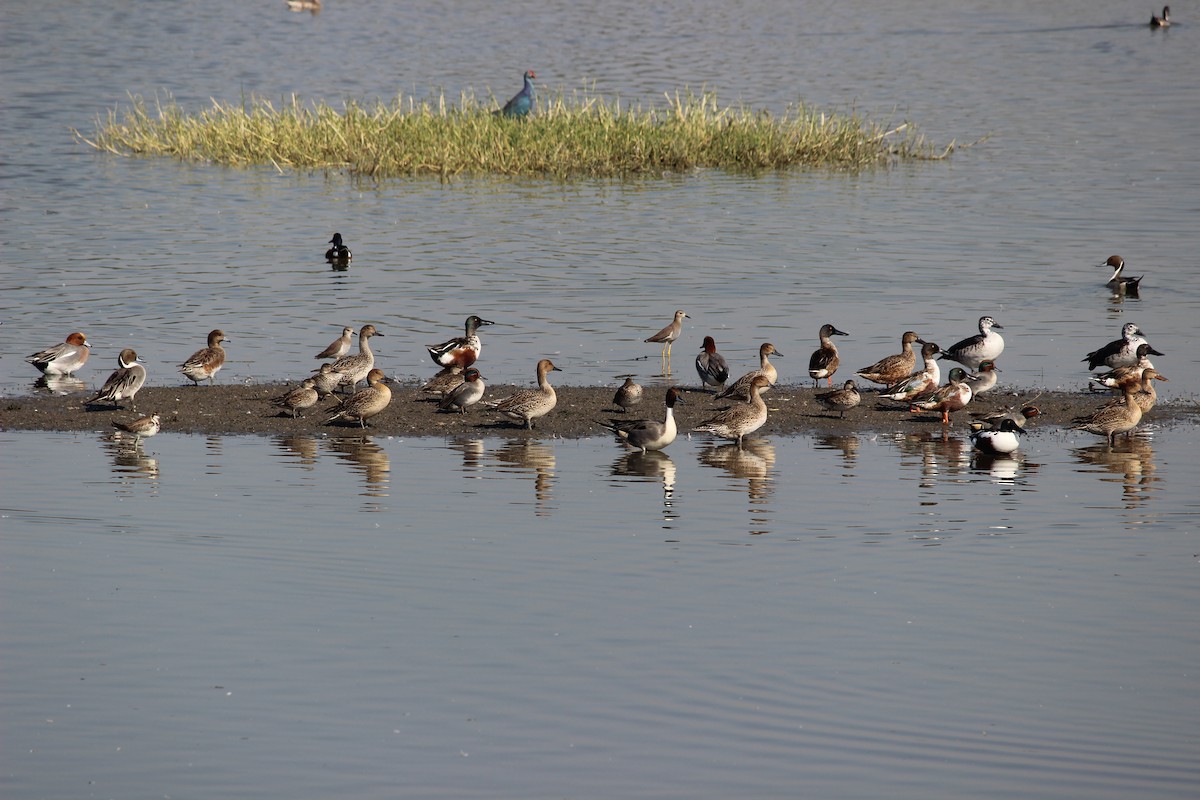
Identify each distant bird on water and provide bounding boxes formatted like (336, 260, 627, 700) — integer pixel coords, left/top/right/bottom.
(325, 232, 351, 262)
(1099, 255, 1143, 297)
(1150, 6, 1170, 27)
(495, 70, 536, 118)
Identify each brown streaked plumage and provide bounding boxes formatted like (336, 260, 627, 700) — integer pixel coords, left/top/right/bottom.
(694, 374, 771, 447)
(855, 331, 923, 386)
(330, 324, 383, 392)
(484, 358, 561, 429)
(717, 343, 782, 400)
(327, 368, 392, 428)
(179, 329, 228, 385)
(808, 323, 848, 387)
(272, 378, 320, 418)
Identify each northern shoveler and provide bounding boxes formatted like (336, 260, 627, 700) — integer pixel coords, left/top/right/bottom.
(179, 329, 228, 385)
(427, 315, 494, 369)
(971, 418, 1024, 454)
(327, 368, 393, 428)
(808, 323, 848, 387)
(484, 358, 561, 429)
(814, 379, 860, 419)
(1083, 322, 1161, 370)
(942, 316, 1004, 370)
(880, 341, 942, 402)
(695, 336, 730, 389)
(693, 374, 770, 447)
(324, 232, 351, 262)
(438, 367, 486, 415)
(602, 387, 683, 452)
(855, 331, 923, 387)
(910, 367, 974, 425)
(86, 348, 147, 409)
(26, 331, 91, 376)
(717, 342, 782, 400)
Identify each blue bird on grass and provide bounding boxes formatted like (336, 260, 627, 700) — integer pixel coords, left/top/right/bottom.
(495, 70, 536, 118)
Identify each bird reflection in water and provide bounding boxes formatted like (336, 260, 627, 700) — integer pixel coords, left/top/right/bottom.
(1074, 436, 1159, 510)
(447, 438, 486, 475)
(492, 440, 557, 516)
(696, 438, 776, 535)
(274, 435, 319, 470)
(610, 450, 679, 525)
(102, 435, 159, 492)
(326, 436, 390, 508)
(813, 434, 860, 475)
(891, 430, 971, 490)
(35, 374, 87, 394)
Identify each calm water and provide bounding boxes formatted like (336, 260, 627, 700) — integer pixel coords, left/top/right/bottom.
(2, 0, 1199, 796)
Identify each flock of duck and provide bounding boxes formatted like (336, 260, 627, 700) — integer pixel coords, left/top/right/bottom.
(22, 251, 1167, 453)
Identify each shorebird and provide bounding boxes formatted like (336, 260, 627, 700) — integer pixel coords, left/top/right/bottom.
(941, 316, 1004, 370)
(484, 358, 561, 430)
(86, 348, 147, 409)
(315, 326, 355, 360)
(112, 413, 161, 444)
(807, 323, 848, 387)
(855, 331, 923, 387)
(26, 331, 90, 376)
(644, 310, 688, 364)
(601, 387, 683, 452)
(179, 329, 228, 385)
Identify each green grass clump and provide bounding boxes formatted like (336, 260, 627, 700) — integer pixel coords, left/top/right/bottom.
(77, 89, 954, 178)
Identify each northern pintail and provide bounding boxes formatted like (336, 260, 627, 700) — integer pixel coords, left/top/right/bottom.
(1090, 343, 1159, 389)
(942, 316, 1004, 370)
(695, 336, 730, 389)
(112, 413, 161, 444)
(86, 348, 147, 409)
(645, 310, 688, 361)
(331, 324, 383, 392)
(880, 342, 942, 402)
(910, 367, 974, 425)
(1102, 367, 1167, 414)
(327, 368, 392, 428)
(717, 342, 782, 400)
(496, 70, 536, 118)
(1100, 255, 1143, 296)
(310, 362, 348, 398)
(427, 315, 494, 369)
(315, 326, 355, 360)
(179, 329, 228, 385)
(26, 331, 91, 376)
(1083, 322, 1161, 370)
(855, 331, 923, 386)
(971, 418, 1024, 455)
(1071, 384, 1143, 445)
(484, 358, 561, 429)
(602, 387, 683, 452)
(814, 379, 861, 419)
(612, 376, 644, 412)
(1150, 6, 1170, 27)
(438, 367, 486, 414)
(325, 232, 351, 262)
(693, 374, 770, 447)
(964, 360, 1000, 395)
(807, 323, 848, 387)
(421, 365, 466, 398)
(272, 378, 320, 418)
